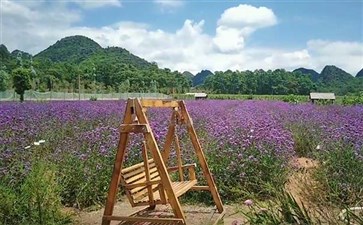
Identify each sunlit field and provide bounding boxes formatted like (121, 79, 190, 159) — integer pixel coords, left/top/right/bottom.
(1, 100, 362, 224)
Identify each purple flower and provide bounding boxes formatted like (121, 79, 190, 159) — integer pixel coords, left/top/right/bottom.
(244, 199, 253, 206)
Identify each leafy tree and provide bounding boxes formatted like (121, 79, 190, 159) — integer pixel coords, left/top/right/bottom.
(12, 68, 32, 102)
(0, 70, 9, 91)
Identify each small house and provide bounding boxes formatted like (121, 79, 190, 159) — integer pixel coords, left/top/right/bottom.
(186, 92, 208, 100)
(309, 92, 335, 104)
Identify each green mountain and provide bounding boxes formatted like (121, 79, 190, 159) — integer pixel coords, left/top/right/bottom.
(356, 69, 363, 78)
(193, 70, 213, 86)
(0, 44, 11, 66)
(35, 35, 102, 63)
(293, 68, 320, 82)
(319, 65, 353, 84)
(182, 71, 194, 79)
(82, 46, 151, 70)
(11, 50, 32, 59)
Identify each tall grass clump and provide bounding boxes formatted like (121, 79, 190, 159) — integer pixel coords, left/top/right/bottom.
(206, 144, 289, 201)
(288, 123, 321, 157)
(312, 142, 363, 206)
(0, 161, 71, 225)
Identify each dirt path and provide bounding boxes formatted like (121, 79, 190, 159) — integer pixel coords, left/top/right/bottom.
(70, 199, 246, 225)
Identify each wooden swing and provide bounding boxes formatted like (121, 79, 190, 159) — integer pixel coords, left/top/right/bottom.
(102, 98, 224, 225)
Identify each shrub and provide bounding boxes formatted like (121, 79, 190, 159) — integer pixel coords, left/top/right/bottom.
(342, 93, 363, 105)
(0, 161, 71, 225)
(283, 94, 299, 103)
(207, 144, 289, 201)
(241, 189, 314, 225)
(289, 123, 321, 157)
(313, 142, 363, 206)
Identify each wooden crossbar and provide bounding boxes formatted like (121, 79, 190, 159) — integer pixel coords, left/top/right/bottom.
(103, 215, 184, 223)
(141, 99, 180, 108)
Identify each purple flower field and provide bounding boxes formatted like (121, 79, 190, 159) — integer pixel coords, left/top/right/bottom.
(1, 100, 362, 207)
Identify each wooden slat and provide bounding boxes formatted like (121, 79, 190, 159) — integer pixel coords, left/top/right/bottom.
(130, 175, 160, 194)
(140, 99, 180, 108)
(124, 168, 159, 184)
(137, 180, 197, 203)
(132, 183, 160, 200)
(122, 159, 154, 174)
(123, 164, 157, 180)
(190, 186, 209, 191)
(167, 163, 196, 172)
(124, 179, 161, 190)
(120, 124, 150, 133)
(174, 180, 197, 197)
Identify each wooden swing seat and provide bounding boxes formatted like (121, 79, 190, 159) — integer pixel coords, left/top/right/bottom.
(121, 159, 197, 206)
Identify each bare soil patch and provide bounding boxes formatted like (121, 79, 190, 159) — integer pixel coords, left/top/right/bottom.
(69, 198, 245, 225)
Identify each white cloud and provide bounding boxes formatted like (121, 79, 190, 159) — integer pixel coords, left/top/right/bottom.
(154, 0, 184, 8)
(69, 0, 122, 9)
(1, 2, 362, 75)
(218, 4, 277, 29)
(306, 40, 363, 73)
(213, 4, 277, 53)
(1, 0, 82, 53)
(264, 50, 311, 70)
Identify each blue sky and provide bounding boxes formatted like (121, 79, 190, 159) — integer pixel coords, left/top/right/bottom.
(1, 0, 362, 74)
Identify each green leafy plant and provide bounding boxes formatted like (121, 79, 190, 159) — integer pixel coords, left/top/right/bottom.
(12, 67, 32, 102)
(282, 94, 299, 103)
(241, 189, 314, 224)
(313, 142, 363, 206)
(0, 161, 71, 225)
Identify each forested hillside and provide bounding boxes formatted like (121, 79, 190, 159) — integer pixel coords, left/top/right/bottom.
(204, 67, 362, 95)
(0, 35, 361, 95)
(0, 36, 190, 93)
(204, 69, 315, 95)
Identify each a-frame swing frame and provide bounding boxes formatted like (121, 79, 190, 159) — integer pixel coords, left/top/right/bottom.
(102, 98, 224, 225)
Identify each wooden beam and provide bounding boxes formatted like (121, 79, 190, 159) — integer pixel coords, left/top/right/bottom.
(180, 101, 224, 214)
(134, 98, 186, 222)
(142, 141, 155, 207)
(141, 99, 180, 108)
(212, 209, 226, 225)
(120, 124, 150, 133)
(103, 215, 184, 223)
(167, 163, 196, 172)
(174, 132, 184, 181)
(102, 99, 133, 225)
(190, 186, 210, 191)
(161, 111, 176, 163)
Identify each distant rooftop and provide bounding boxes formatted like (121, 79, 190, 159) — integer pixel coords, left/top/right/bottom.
(309, 92, 336, 100)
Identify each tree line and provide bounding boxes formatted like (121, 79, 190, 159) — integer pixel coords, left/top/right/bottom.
(203, 69, 316, 95)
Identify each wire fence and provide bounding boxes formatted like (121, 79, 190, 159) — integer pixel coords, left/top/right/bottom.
(0, 90, 171, 101)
